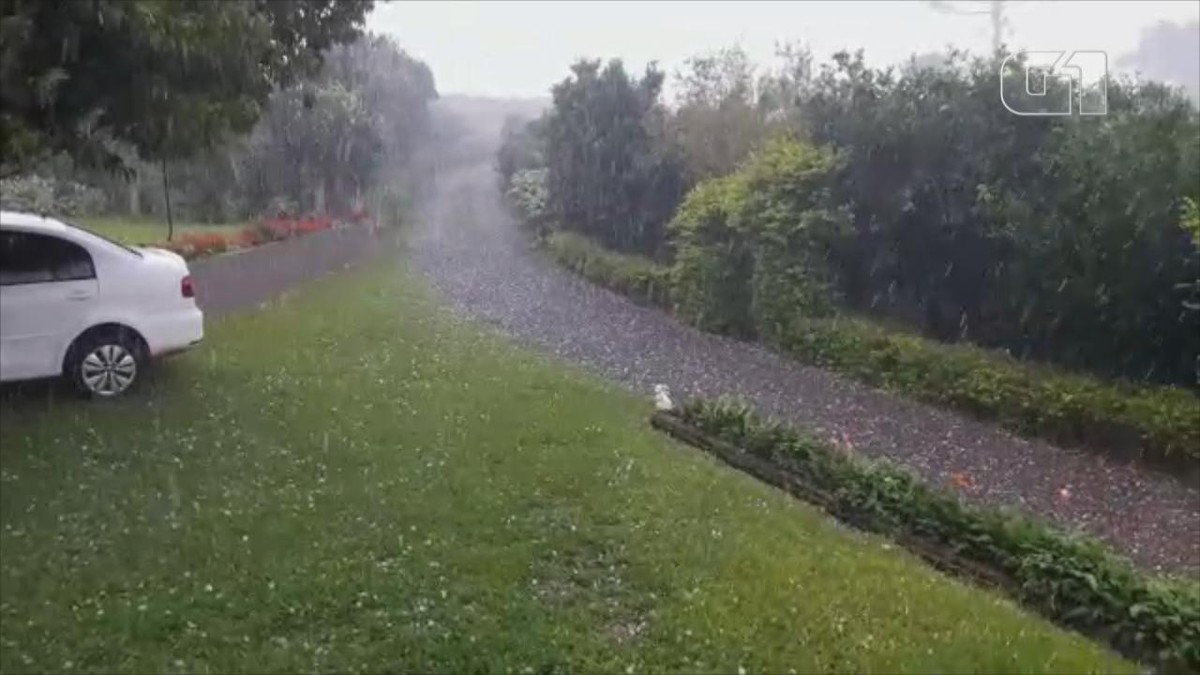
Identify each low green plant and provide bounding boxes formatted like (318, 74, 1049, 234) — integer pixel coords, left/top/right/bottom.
(780, 316, 1200, 465)
(545, 231, 672, 307)
(676, 398, 1200, 672)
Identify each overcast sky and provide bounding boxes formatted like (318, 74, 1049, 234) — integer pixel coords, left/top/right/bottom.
(367, 1, 1200, 98)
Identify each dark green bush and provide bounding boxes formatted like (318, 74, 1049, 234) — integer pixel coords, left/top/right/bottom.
(676, 398, 1200, 671)
(667, 176, 753, 333)
(780, 316, 1200, 465)
(545, 232, 672, 308)
(669, 137, 850, 340)
(801, 53, 1200, 388)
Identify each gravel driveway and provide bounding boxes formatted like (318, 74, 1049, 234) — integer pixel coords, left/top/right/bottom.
(410, 159, 1199, 574)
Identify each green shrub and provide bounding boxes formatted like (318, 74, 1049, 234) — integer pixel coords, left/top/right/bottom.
(737, 137, 851, 337)
(505, 168, 550, 240)
(1182, 197, 1200, 384)
(675, 398, 1200, 671)
(0, 174, 107, 216)
(780, 316, 1200, 465)
(668, 176, 754, 333)
(545, 232, 671, 307)
(669, 137, 850, 340)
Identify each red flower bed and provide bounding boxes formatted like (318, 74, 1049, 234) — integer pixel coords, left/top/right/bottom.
(235, 227, 266, 248)
(162, 232, 232, 260)
(261, 216, 336, 239)
(161, 212, 369, 261)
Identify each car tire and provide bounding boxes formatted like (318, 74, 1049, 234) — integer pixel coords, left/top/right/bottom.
(67, 329, 146, 398)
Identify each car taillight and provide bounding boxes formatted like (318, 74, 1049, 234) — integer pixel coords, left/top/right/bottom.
(181, 275, 194, 298)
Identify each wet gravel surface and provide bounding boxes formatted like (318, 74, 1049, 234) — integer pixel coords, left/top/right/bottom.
(411, 161, 1200, 575)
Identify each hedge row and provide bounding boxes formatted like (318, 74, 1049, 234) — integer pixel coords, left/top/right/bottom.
(666, 398, 1200, 672)
(781, 316, 1200, 468)
(542, 234, 1200, 470)
(545, 231, 672, 308)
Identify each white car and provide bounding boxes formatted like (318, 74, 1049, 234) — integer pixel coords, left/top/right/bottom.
(0, 211, 204, 397)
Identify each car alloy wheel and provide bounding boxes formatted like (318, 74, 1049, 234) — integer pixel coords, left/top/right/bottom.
(80, 343, 138, 396)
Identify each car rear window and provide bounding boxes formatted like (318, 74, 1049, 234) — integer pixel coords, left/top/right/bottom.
(0, 230, 96, 286)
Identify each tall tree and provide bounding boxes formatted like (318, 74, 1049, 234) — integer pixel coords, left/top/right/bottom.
(543, 59, 684, 254)
(673, 46, 769, 181)
(0, 0, 372, 177)
(238, 35, 437, 217)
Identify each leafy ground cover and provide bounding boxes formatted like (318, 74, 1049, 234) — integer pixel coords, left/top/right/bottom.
(661, 401, 1200, 672)
(0, 262, 1131, 673)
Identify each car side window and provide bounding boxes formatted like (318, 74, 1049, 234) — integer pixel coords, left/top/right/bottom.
(0, 231, 96, 286)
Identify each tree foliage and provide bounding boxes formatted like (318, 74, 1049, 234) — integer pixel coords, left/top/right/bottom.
(0, 0, 372, 176)
(496, 115, 546, 189)
(671, 137, 849, 338)
(4, 32, 438, 226)
(501, 45, 1200, 388)
(672, 46, 771, 181)
(236, 35, 435, 217)
(541, 59, 686, 255)
(796, 50, 1200, 385)
(185, 34, 436, 219)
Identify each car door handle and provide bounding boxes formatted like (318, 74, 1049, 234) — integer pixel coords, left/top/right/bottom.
(66, 290, 94, 301)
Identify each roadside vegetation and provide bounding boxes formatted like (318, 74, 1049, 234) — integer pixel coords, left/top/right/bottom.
(660, 399, 1200, 672)
(1, 1, 434, 241)
(546, 231, 672, 308)
(540, 149, 1200, 471)
(0, 263, 1131, 673)
(77, 214, 378, 260)
(499, 46, 1200, 472)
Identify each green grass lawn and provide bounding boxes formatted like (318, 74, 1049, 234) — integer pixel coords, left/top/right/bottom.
(75, 216, 244, 245)
(0, 262, 1131, 674)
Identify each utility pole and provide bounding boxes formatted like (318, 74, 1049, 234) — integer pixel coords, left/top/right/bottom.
(989, 0, 1003, 54)
(161, 157, 174, 242)
(928, 1, 1008, 55)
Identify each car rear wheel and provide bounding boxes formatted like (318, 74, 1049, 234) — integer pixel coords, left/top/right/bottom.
(68, 331, 144, 397)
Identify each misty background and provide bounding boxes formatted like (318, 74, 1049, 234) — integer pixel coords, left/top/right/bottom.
(370, 0, 1200, 103)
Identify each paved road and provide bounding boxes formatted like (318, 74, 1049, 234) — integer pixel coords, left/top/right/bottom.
(410, 155, 1199, 574)
(191, 226, 378, 317)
